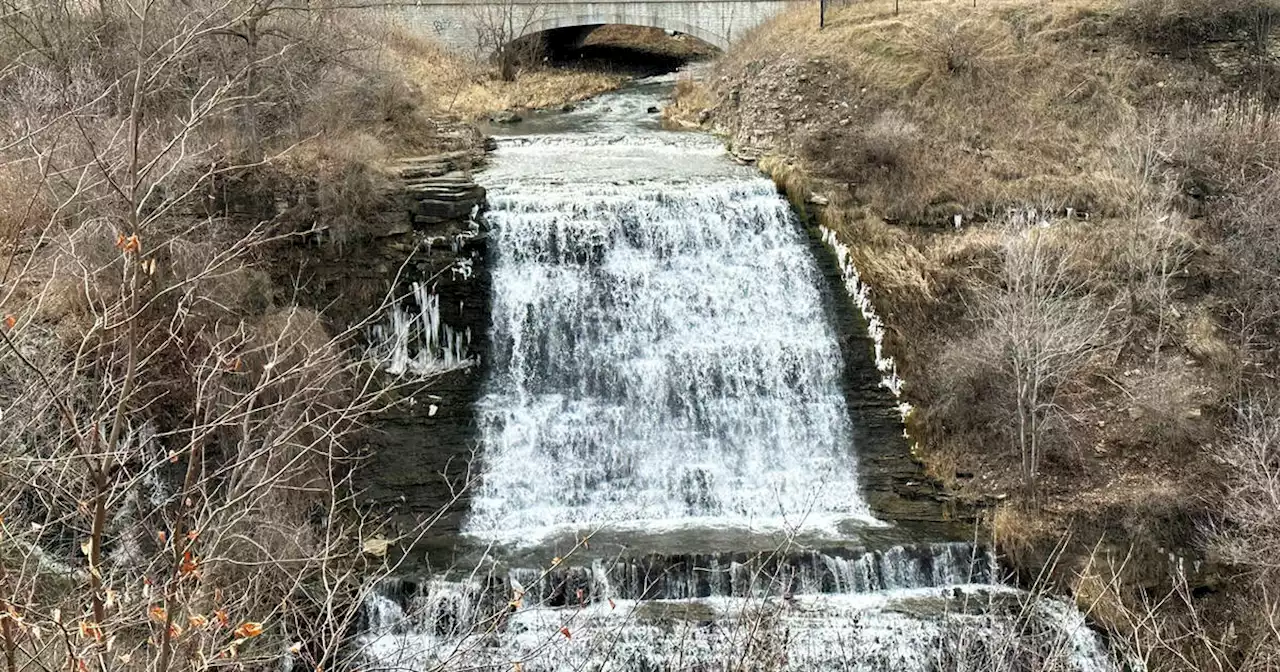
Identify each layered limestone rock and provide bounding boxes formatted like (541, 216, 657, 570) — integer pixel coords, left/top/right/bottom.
(395, 151, 490, 227)
(351, 148, 494, 542)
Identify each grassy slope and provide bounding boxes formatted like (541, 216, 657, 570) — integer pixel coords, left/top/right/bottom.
(673, 0, 1280, 665)
(385, 27, 628, 121)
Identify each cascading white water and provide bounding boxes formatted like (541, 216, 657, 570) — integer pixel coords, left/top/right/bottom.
(468, 175, 875, 540)
(359, 580, 1118, 672)
(359, 74, 1126, 672)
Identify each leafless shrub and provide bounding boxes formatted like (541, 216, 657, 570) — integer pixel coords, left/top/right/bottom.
(802, 111, 918, 180)
(1120, 365, 1212, 451)
(1220, 173, 1280, 368)
(942, 216, 1114, 499)
(1159, 396, 1280, 671)
(1155, 99, 1280, 204)
(1146, 99, 1280, 369)
(1214, 397, 1280, 577)
(1103, 97, 1280, 382)
(729, 602, 788, 672)
(1109, 199, 1196, 360)
(905, 14, 1012, 78)
(1098, 552, 1280, 672)
(863, 110, 921, 172)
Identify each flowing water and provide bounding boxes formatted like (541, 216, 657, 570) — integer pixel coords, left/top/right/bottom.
(362, 74, 1124, 671)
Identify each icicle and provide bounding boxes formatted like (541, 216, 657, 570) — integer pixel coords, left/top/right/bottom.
(819, 226, 907, 407)
(368, 280, 474, 377)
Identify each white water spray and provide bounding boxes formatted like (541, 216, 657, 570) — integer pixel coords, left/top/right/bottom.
(468, 175, 876, 541)
(359, 75, 1128, 672)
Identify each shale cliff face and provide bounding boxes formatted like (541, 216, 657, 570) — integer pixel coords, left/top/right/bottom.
(279, 143, 493, 543)
(359, 148, 494, 541)
(803, 228, 959, 531)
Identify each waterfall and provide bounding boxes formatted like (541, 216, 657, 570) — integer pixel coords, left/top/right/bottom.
(359, 76, 1127, 672)
(359, 575, 1118, 672)
(467, 177, 877, 542)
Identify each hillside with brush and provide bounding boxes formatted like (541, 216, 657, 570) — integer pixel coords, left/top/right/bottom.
(0, 2, 629, 668)
(670, 0, 1280, 668)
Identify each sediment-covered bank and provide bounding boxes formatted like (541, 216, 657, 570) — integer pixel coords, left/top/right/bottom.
(670, 0, 1280, 667)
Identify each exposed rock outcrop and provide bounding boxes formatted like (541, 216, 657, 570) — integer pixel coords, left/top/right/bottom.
(355, 150, 494, 537)
(394, 152, 489, 229)
(268, 145, 493, 541)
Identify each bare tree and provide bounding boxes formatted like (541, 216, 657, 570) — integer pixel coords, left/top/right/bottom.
(963, 217, 1113, 499)
(0, 3, 452, 671)
(471, 0, 547, 81)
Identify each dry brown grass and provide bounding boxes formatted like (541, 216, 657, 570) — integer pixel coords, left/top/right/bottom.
(384, 27, 625, 120)
(687, 0, 1230, 220)
(990, 504, 1054, 564)
(1117, 0, 1280, 51)
(1186, 308, 1236, 369)
(663, 75, 716, 127)
(830, 211, 939, 308)
(1071, 562, 1131, 636)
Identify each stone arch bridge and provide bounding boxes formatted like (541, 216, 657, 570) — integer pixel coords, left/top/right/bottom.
(388, 0, 798, 55)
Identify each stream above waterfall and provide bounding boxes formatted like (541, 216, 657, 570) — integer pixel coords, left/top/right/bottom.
(361, 72, 1127, 672)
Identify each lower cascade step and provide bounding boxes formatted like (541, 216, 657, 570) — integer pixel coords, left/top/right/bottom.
(358, 586, 1121, 672)
(356, 542, 1122, 670)
(372, 542, 997, 618)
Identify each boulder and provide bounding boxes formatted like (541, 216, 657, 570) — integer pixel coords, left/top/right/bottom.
(490, 109, 522, 124)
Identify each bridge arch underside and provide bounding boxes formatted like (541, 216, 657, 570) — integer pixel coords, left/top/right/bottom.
(515, 16, 728, 53)
(397, 1, 790, 57)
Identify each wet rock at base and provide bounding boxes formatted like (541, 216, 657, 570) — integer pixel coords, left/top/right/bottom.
(490, 109, 522, 124)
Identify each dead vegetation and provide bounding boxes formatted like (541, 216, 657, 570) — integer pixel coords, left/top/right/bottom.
(1117, 0, 1280, 53)
(674, 0, 1252, 220)
(0, 2, 472, 671)
(383, 27, 625, 120)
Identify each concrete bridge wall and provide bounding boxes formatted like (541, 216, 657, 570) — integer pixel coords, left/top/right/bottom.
(387, 0, 798, 57)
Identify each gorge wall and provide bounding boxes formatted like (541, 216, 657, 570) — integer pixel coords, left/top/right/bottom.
(274, 140, 495, 548)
